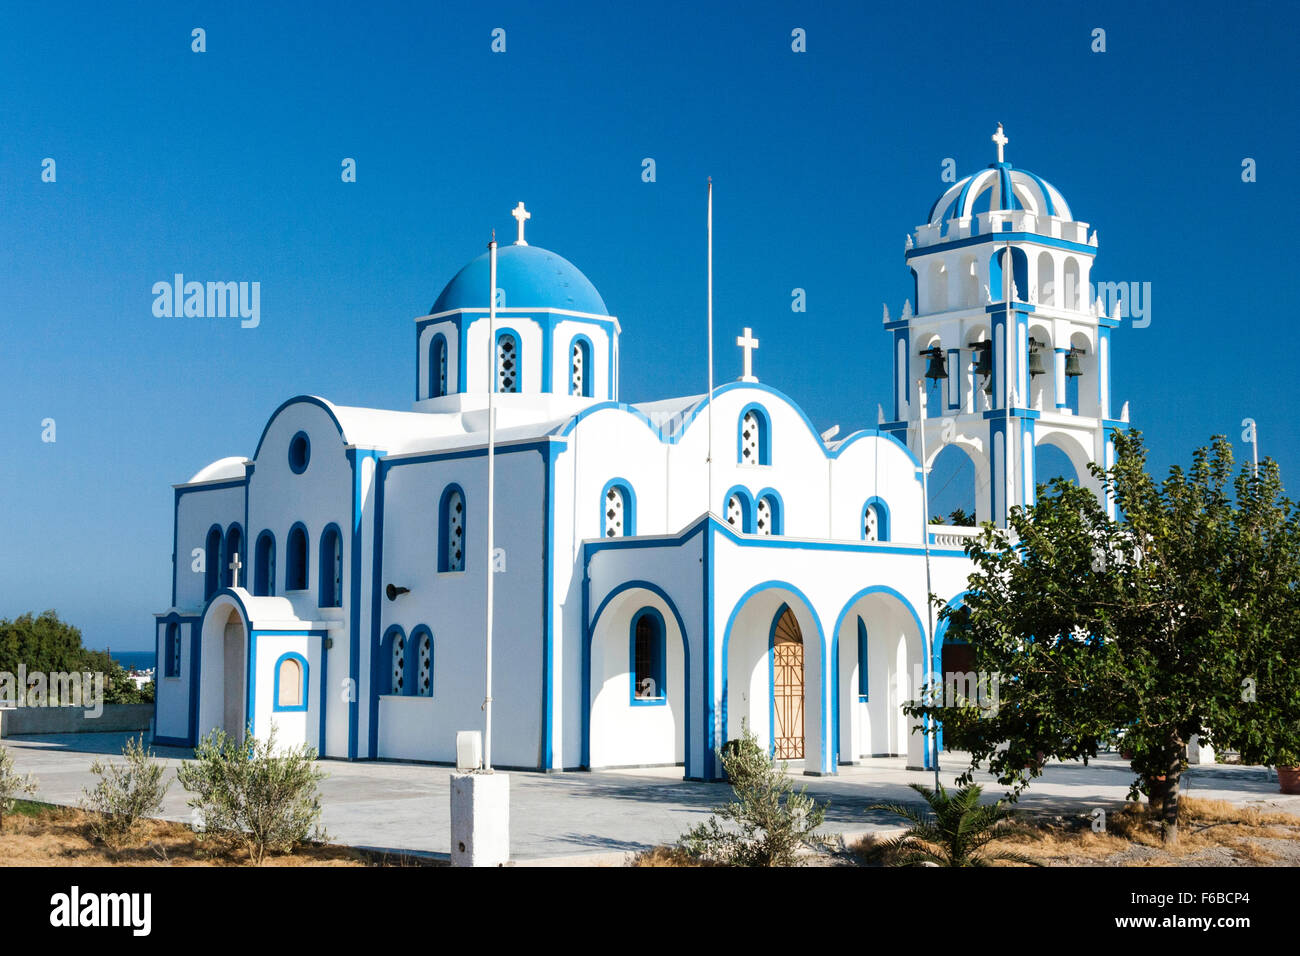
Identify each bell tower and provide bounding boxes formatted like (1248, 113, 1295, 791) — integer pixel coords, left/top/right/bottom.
(880, 126, 1129, 526)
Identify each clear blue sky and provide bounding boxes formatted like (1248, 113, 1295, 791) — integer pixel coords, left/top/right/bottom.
(1, 0, 1294, 650)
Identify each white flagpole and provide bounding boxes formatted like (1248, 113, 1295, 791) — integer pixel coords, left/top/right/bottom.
(916, 378, 939, 788)
(484, 231, 497, 771)
(707, 178, 714, 517)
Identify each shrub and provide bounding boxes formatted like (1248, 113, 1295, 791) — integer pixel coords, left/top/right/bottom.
(871, 782, 1040, 866)
(81, 734, 171, 846)
(177, 725, 326, 864)
(679, 728, 826, 866)
(0, 745, 38, 831)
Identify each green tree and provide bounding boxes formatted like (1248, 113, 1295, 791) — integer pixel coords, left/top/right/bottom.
(871, 782, 1040, 866)
(908, 431, 1297, 843)
(0, 611, 86, 680)
(679, 728, 826, 866)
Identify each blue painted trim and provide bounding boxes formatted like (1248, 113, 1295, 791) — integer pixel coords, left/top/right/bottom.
(437, 483, 466, 572)
(906, 231, 1095, 261)
(494, 326, 524, 392)
(408, 625, 434, 697)
(703, 522, 716, 779)
(720, 579, 831, 774)
(345, 448, 385, 760)
(755, 487, 784, 535)
(253, 530, 276, 597)
(581, 579, 692, 772)
(722, 485, 756, 533)
(378, 624, 407, 696)
(765, 603, 790, 757)
(599, 477, 637, 537)
(568, 333, 595, 398)
(629, 606, 668, 705)
(856, 617, 869, 700)
(223, 523, 245, 589)
(317, 523, 343, 607)
(271, 652, 309, 712)
(288, 430, 311, 474)
(862, 497, 891, 542)
(203, 524, 224, 601)
(252, 396, 346, 461)
(163, 622, 181, 678)
(285, 521, 310, 592)
(737, 402, 773, 465)
(428, 333, 448, 399)
(828, 585, 929, 769)
(541, 443, 557, 769)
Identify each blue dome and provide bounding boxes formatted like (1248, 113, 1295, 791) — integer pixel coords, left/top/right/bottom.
(430, 243, 609, 316)
(927, 163, 1073, 226)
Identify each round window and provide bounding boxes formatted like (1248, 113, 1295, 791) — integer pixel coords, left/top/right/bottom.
(288, 431, 311, 474)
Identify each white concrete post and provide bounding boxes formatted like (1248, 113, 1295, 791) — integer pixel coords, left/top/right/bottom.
(450, 771, 510, 867)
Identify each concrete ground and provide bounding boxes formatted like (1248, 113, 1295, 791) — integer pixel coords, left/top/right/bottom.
(5, 732, 1298, 864)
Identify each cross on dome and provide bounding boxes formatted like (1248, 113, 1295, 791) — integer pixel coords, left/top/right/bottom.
(992, 123, 1008, 164)
(511, 201, 531, 245)
(736, 327, 759, 382)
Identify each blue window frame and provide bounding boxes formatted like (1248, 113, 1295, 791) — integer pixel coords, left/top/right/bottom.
(224, 523, 244, 589)
(756, 489, 783, 535)
(600, 479, 636, 537)
(286, 523, 309, 591)
(857, 617, 869, 700)
(429, 333, 448, 398)
(288, 431, 311, 474)
(737, 403, 772, 465)
(254, 531, 276, 596)
(569, 335, 593, 398)
(723, 486, 756, 534)
(163, 622, 181, 678)
(495, 329, 521, 393)
(410, 625, 434, 698)
(862, 498, 890, 542)
(630, 607, 667, 705)
(438, 485, 466, 572)
(382, 625, 407, 695)
(318, 524, 342, 607)
(272, 652, 309, 712)
(204, 525, 223, 600)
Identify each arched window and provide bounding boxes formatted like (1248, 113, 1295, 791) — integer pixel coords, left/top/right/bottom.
(224, 524, 243, 589)
(387, 627, 407, 695)
(439, 486, 465, 572)
(738, 405, 771, 465)
(273, 653, 308, 711)
(204, 526, 223, 600)
(163, 622, 181, 678)
(601, 480, 635, 537)
(430, 334, 448, 398)
(286, 523, 309, 591)
(862, 500, 890, 542)
(318, 525, 342, 607)
(856, 617, 869, 700)
(1063, 257, 1080, 311)
(630, 607, 667, 703)
(496, 331, 520, 393)
(756, 492, 782, 536)
(724, 488, 755, 533)
(570, 336, 592, 397)
(1037, 251, 1055, 306)
(412, 626, 433, 698)
(254, 531, 276, 597)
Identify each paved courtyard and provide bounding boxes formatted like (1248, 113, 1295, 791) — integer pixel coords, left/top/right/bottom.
(5, 733, 1298, 863)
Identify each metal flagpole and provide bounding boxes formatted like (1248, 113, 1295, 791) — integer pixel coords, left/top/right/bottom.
(916, 377, 940, 790)
(484, 231, 497, 771)
(707, 178, 714, 517)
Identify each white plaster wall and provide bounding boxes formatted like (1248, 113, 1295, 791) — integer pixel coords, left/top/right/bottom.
(552, 320, 612, 400)
(153, 619, 191, 740)
(461, 315, 543, 393)
(175, 484, 246, 611)
(251, 633, 319, 752)
(417, 320, 460, 397)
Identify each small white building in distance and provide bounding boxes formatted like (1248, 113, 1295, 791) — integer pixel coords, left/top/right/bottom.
(153, 129, 1127, 781)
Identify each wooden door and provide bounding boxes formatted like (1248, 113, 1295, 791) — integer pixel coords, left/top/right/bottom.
(772, 608, 804, 760)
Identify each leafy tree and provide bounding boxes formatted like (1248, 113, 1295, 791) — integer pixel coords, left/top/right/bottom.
(82, 735, 171, 847)
(871, 782, 1040, 866)
(908, 431, 1297, 843)
(0, 745, 38, 831)
(680, 728, 826, 866)
(0, 611, 87, 680)
(177, 725, 327, 864)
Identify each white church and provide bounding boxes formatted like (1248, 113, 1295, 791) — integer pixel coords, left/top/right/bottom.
(153, 128, 1128, 781)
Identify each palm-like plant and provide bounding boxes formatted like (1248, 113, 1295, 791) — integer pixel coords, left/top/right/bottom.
(870, 782, 1041, 866)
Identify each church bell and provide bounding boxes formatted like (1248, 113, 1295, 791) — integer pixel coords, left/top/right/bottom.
(1026, 338, 1046, 377)
(1065, 348, 1084, 378)
(921, 346, 948, 381)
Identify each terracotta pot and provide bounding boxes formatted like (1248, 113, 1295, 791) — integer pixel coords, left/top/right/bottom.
(1278, 766, 1300, 795)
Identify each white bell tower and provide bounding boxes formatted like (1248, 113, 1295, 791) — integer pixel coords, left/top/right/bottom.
(881, 126, 1129, 525)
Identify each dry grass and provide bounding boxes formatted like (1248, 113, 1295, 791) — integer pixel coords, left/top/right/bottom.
(629, 846, 706, 867)
(0, 801, 439, 867)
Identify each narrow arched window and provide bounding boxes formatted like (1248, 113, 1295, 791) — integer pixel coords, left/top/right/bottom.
(390, 630, 407, 695)
(756, 493, 780, 536)
(430, 334, 448, 398)
(439, 487, 465, 572)
(725, 491, 754, 533)
(496, 332, 519, 393)
(224, 525, 243, 589)
(413, 627, 433, 698)
(631, 608, 667, 703)
(319, 526, 342, 607)
(274, 654, 307, 711)
(738, 405, 771, 465)
(204, 526, 223, 600)
(570, 338, 592, 397)
(286, 524, 309, 591)
(164, 623, 181, 678)
(863, 501, 889, 542)
(857, 617, 869, 700)
(254, 531, 276, 597)
(602, 482, 633, 537)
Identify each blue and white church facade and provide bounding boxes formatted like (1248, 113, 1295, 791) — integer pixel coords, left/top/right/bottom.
(153, 131, 1127, 781)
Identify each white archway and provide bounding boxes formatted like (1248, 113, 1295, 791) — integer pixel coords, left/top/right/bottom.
(198, 597, 249, 742)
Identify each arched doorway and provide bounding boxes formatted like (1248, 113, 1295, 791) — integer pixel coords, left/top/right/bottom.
(771, 606, 805, 760)
(199, 597, 249, 744)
